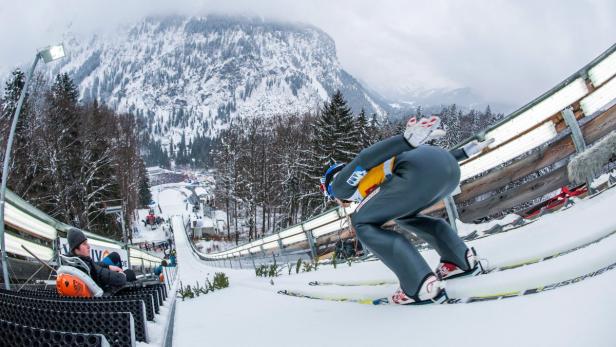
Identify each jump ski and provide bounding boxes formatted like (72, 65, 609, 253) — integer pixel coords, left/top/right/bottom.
(284, 260, 616, 305)
(308, 228, 616, 288)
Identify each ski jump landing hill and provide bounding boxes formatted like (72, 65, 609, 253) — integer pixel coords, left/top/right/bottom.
(0, 42, 614, 347)
(169, 43, 616, 347)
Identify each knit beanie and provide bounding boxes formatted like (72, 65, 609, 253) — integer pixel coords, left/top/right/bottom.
(68, 228, 87, 252)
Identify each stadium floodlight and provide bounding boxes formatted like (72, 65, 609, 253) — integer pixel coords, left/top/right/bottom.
(39, 44, 66, 63)
(589, 50, 616, 87)
(580, 77, 616, 116)
(311, 220, 345, 238)
(1, 43, 66, 289)
(486, 78, 588, 149)
(460, 122, 558, 181)
(302, 210, 340, 230)
(4, 203, 56, 240)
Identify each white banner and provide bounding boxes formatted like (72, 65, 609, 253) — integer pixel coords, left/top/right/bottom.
(59, 238, 128, 268)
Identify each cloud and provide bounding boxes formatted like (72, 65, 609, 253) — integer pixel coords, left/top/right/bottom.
(1, 0, 614, 108)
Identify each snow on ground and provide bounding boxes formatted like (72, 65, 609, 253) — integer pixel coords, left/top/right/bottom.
(194, 186, 208, 197)
(591, 167, 616, 188)
(132, 208, 170, 244)
(162, 183, 616, 347)
(455, 213, 521, 237)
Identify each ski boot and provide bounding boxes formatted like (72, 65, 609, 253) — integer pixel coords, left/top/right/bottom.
(390, 274, 448, 305)
(435, 247, 483, 280)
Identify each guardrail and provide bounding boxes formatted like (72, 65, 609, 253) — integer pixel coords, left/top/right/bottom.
(1, 189, 165, 285)
(199, 43, 616, 267)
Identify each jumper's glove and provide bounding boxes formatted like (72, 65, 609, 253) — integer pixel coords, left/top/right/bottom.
(403, 115, 445, 147)
(462, 138, 495, 157)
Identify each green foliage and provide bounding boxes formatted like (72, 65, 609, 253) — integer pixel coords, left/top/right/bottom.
(268, 264, 281, 277)
(177, 272, 229, 301)
(288, 263, 293, 276)
(301, 261, 314, 272)
(295, 258, 302, 274)
(213, 272, 230, 289)
(177, 282, 194, 301)
(255, 264, 282, 277)
(255, 264, 267, 277)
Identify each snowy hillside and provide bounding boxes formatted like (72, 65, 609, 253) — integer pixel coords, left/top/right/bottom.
(154, 181, 616, 347)
(52, 15, 389, 146)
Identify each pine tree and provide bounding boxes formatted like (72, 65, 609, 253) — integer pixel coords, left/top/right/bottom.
(0, 69, 38, 197)
(312, 90, 360, 168)
(356, 108, 372, 149)
(47, 73, 82, 223)
(138, 160, 152, 206)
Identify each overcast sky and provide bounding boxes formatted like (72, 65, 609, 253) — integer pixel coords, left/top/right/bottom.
(0, 0, 614, 109)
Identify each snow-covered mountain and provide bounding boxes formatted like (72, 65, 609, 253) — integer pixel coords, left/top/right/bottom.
(387, 86, 514, 119)
(51, 15, 389, 144)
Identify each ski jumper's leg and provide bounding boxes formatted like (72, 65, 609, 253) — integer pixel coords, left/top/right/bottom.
(396, 215, 470, 270)
(351, 145, 460, 296)
(394, 145, 469, 269)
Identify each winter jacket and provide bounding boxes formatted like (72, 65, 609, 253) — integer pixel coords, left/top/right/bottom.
(67, 251, 127, 291)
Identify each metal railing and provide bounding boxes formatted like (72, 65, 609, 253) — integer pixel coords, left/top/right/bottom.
(1, 188, 165, 286)
(199, 43, 616, 267)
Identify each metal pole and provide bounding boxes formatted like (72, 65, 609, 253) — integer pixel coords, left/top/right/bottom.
(120, 209, 132, 269)
(443, 195, 460, 234)
(0, 54, 40, 289)
(561, 108, 595, 194)
(303, 226, 318, 261)
(250, 252, 256, 269)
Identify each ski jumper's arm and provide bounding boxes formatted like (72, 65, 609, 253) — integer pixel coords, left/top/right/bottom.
(331, 135, 414, 200)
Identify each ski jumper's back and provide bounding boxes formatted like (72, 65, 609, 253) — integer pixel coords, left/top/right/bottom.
(330, 135, 468, 203)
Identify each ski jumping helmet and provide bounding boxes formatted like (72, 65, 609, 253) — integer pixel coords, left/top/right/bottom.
(320, 162, 345, 200)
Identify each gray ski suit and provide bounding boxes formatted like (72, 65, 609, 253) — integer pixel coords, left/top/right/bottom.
(330, 135, 471, 297)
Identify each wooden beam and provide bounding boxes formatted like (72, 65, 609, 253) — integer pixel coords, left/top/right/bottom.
(436, 104, 616, 209)
(457, 165, 569, 222)
(421, 103, 616, 218)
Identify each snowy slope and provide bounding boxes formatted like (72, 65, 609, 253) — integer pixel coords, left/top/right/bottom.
(160, 183, 616, 347)
(51, 15, 388, 148)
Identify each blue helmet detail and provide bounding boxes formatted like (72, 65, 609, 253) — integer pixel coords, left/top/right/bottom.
(320, 162, 345, 199)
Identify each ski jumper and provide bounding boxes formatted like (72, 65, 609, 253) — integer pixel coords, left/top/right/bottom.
(330, 135, 471, 297)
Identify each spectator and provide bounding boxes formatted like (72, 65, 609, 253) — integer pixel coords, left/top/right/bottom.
(66, 228, 126, 292)
(102, 252, 122, 267)
(154, 260, 168, 276)
(169, 250, 177, 266)
(103, 251, 138, 282)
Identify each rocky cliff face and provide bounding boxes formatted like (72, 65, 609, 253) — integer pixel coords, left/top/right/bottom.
(53, 15, 389, 146)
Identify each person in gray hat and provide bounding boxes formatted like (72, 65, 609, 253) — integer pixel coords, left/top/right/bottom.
(66, 228, 127, 292)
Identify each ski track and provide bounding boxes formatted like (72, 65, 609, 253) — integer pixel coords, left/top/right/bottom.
(160, 185, 616, 347)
